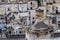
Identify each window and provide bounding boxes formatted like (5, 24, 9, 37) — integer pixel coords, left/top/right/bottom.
(12, 15, 15, 19)
(32, 17, 34, 19)
(49, 3, 52, 5)
(52, 17, 56, 24)
(24, 22, 25, 24)
(9, 31, 11, 34)
(7, 13, 11, 17)
(32, 21, 35, 24)
(46, 10, 49, 12)
(46, 10, 49, 14)
(58, 21, 60, 23)
(31, 7, 32, 9)
(58, 24, 60, 27)
(9, 15, 15, 20)
(46, 3, 49, 5)
(56, 7, 60, 14)
(53, 1, 56, 3)
(19, 31, 22, 33)
(31, 2, 32, 5)
(0, 29, 2, 33)
(56, 10, 58, 14)
(1, 17, 4, 20)
(8, 8, 10, 11)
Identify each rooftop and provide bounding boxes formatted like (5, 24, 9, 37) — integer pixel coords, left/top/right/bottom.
(35, 22, 48, 29)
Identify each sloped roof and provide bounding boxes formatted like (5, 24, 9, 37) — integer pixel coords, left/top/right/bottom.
(35, 22, 48, 29)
